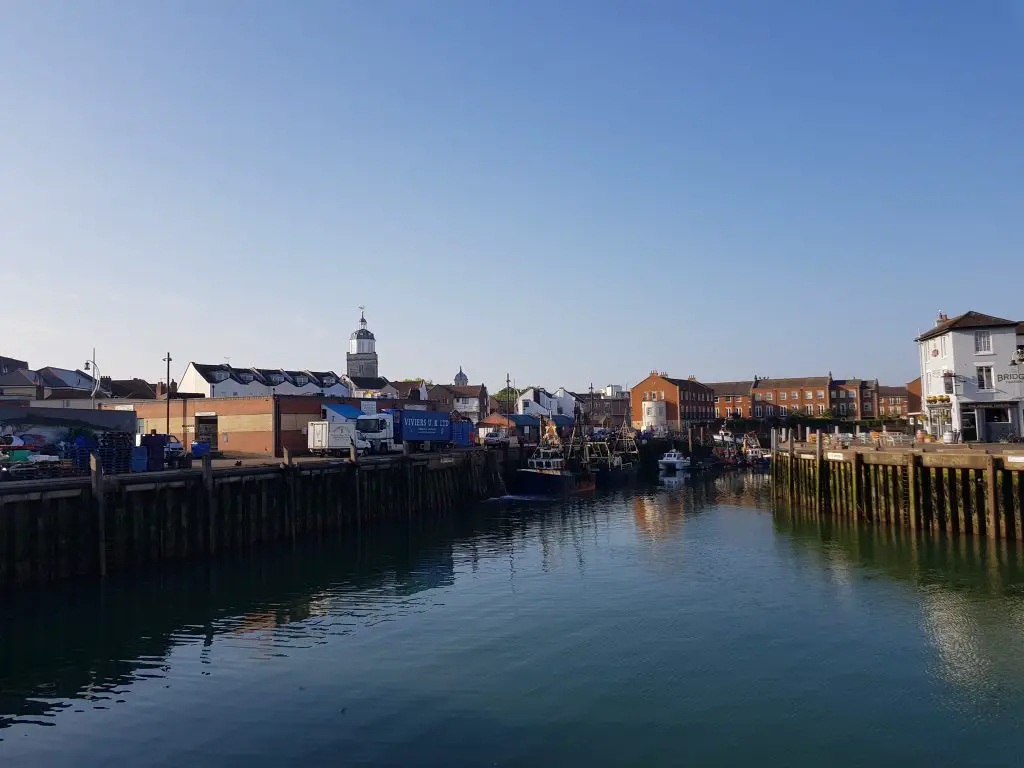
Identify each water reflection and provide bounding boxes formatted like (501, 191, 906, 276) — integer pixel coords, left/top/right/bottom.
(774, 507, 1024, 710)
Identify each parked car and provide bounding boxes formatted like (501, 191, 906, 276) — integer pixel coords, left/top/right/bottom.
(484, 430, 508, 446)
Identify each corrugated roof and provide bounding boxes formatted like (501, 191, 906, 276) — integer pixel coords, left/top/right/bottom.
(916, 311, 1019, 342)
(508, 414, 540, 427)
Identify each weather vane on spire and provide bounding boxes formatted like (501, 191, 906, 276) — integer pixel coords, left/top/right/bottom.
(358, 304, 367, 326)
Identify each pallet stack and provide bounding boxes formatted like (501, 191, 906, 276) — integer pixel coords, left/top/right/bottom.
(96, 431, 133, 475)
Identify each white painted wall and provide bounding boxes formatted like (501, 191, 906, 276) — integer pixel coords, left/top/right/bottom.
(642, 400, 667, 431)
(179, 364, 214, 398)
(919, 326, 1024, 436)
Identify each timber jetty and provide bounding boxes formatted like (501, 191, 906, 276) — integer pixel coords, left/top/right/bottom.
(772, 432, 1024, 539)
(0, 449, 507, 590)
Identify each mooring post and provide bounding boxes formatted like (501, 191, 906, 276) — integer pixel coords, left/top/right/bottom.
(814, 429, 823, 514)
(907, 452, 918, 530)
(787, 430, 795, 502)
(349, 443, 357, 463)
(985, 453, 998, 537)
(90, 453, 107, 577)
(203, 454, 215, 554)
(851, 451, 862, 519)
(688, 427, 693, 455)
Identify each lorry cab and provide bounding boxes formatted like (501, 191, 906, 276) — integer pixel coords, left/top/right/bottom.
(356, 414, 396, 454)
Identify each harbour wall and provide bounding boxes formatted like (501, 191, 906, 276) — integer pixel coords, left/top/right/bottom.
(773, 438, 1024, 539)
(0, 450, 507, 590)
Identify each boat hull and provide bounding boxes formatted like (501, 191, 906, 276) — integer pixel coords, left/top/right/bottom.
(595, 464, 637, 487)
(515, 468, 595, 496)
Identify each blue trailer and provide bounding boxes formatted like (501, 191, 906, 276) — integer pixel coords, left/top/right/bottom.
(393, 410, 451, 445)
(355, 409, 476, 453)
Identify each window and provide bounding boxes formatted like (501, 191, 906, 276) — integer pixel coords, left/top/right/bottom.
(766, 405, 773, 416)
(974, 330, 992, 354)
(804, 391, 812, 400)
(848, 390, 856, 399)
(977, 365, 994, 390)
(816, 404, 824, 415)
(863, 403, 872, 413)
(780, 391, 787, 401)
(779, 405, 788, 415)
(792, 391, 799, 400)
(839, 404, 848, 416)
(817, 390, 824, 399)
(724, 396, 732, 402)
(940, 336, 948, 357)
(830, 390, 837, 399)
(754, 406, 763, 417)
(714, 396, 720, 403)
(754, 392, 762, 401)
(765, 393, 773, 401)
(943, 375, 954, 394)
(805, 404, 813, 414)
(715, 407, 720, 417)
(660, 390, 665, 400)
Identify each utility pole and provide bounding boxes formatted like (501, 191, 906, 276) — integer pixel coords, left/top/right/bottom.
(505, 373, 511, 418)
(163, 352, 173, 435)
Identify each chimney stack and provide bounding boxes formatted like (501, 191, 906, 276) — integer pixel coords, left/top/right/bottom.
(936, 311, 948, 326)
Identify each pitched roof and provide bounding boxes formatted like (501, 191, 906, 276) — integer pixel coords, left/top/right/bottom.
(305, 371, 342, 387)
(508, 414, 540, 427)
(108, 378, 156, 398)
(877, 385, 908, 397)
(663, 376, 710, 389)
(390, 380, 425, 397)
(35, 367, 95, 390)
(753, 376, 830, 389)
(0, 356, 28, 375)
(706, 381, 753, 397)
(449, 384, 485, 398)
(347, 375, 390, 390)
(916, 311, 1019, 342)
(0, 369, 41, 387)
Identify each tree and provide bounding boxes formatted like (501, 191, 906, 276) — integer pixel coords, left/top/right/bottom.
(491, 386, 521, 414)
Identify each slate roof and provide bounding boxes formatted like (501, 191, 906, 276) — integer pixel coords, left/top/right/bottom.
(450, 385, 485, 398)
(0, 369, 42, 387)
(347, 376, 390, 390)
(108, 379, 156, 398)
(706, 381, 753, 397)
(916, 311, 1019, 342)
(753, 376, 830, 389)
(0, 356, 28, 375)
(877, 385, 908, 397)
(390, 380, 425, 398)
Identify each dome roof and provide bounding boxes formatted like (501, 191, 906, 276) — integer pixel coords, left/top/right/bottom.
(350, 308, 375, 340)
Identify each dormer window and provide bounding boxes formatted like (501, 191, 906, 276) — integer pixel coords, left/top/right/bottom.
(294, 376, 308, 386)
(323, 377, 335, 386)
(268, 374, 284, 385)
(211, 370, 229, 382)
(239, 373, 254, 383)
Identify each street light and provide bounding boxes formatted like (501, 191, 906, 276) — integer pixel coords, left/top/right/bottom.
(163, 352, 173, 435)
(83, 348, 100, 408)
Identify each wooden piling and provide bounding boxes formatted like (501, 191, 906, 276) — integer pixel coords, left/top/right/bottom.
(90, 454, 107, 577)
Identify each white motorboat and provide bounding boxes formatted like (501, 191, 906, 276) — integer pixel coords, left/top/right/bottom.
(713, 428, 737, 445)
(658, 449, 691, 472)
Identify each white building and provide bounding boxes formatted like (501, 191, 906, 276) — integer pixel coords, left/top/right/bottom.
(917, 311, 1024, 442)
(179, 363, 350, 399)
(641, 399, 668, 433)
(516, 387, 578, 418)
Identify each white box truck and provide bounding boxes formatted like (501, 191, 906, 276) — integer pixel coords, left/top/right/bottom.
(307, 420, 369, 457)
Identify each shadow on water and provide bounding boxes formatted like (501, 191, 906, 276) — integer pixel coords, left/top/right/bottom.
(0, 474, 766, 732)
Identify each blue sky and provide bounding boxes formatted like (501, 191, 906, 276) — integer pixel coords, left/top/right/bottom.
(3, 0, 1022, 392)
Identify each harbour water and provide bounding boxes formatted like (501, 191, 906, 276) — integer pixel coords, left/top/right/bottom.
(3, 472, 1024, 766)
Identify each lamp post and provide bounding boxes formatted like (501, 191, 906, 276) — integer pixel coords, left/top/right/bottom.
(163, 352, 173, 436)
(83, 348, 100, 410)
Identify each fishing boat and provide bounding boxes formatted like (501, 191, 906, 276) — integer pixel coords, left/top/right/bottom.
(588, 424, 640, 487)
(658, 448, 691, 472)
(514, 419, 595, 496)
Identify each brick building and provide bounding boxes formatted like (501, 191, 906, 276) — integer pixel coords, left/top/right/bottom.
(630, 372, 713, 431)
(877, 385, 909, 419)
(131, 394, 434, 458)
(751, 376, 831, 418)
(906, 377, 922, 419)
(829, 378, 878, 420)
(708, 381, 754, 419)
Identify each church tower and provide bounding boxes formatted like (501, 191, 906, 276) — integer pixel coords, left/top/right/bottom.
(454, 366, 469, 387)
(347, 307, 379, 378)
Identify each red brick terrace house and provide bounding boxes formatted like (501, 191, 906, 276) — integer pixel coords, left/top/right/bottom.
(877, 385, 909, 419)
(630, 372, 713, 430)
(707, 381, 754, 418)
